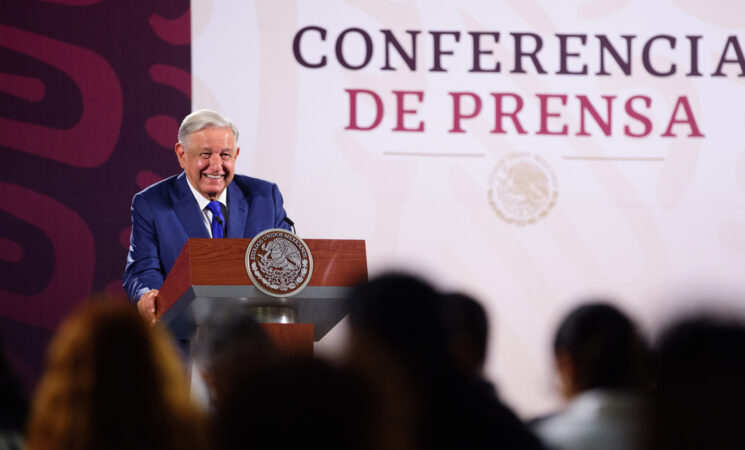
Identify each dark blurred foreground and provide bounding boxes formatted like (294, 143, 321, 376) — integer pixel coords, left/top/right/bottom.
(3, 274, 745, 450)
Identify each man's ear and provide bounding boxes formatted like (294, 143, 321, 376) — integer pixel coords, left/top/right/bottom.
(175, 143, 187, 169)
(235, 146, 240, 159)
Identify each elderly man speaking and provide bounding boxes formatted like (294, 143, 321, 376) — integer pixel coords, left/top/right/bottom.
(123, 109, 291, 323)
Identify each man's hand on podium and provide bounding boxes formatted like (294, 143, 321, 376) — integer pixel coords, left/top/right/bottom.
(137, 289, 159, 324)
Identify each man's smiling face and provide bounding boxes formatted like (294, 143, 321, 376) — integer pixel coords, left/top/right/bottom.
(175, 126, 240, 200)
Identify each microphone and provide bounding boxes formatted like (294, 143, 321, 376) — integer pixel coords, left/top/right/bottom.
(284, 216, 296, 234)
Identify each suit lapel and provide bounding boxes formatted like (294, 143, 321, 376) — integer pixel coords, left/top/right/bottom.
(172, 173, 210, 238)
(226, 181, 249, 238)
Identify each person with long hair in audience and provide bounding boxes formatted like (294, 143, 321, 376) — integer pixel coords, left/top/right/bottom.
(25, 298, 205, 450)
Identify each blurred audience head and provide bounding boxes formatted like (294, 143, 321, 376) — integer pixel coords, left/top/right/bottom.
(345, 273, 543, 450)
(554, 302, 649, 398)
(26, 298, 204, 450)
(651, 314, 745, 450)
(213, 357, 375, 450)
(191, 306, 275, 399)
(347, 272, 449, 375)
(439, 292, 489, 375)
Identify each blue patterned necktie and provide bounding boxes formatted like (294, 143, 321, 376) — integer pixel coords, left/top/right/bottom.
(206, 201, 225, 238)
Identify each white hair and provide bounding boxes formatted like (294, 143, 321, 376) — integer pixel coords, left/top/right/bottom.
(177, 109, 239, 150)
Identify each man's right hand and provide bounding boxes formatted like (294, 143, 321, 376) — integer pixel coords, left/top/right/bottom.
(137, 289, 159, 324)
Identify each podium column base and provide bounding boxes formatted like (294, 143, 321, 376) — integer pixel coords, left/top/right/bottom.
(261, 323, 314, 356)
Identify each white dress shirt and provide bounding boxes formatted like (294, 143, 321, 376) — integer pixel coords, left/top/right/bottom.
(184, 177, 228, 238)
(532, 389, 647, 450)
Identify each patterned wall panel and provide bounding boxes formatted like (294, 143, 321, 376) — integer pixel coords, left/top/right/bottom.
(0, 0, 190, 389)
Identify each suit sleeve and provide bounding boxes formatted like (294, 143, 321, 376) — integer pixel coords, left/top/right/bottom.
(122, 193, 165, 303)
(272, 183, 292, 231)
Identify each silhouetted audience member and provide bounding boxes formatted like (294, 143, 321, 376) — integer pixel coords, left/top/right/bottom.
(212, 357, 375, 450)
(347, 273, 544, 450)
(26, 299, 205, 450)
(532, 302, 650, 450)
(191, 306, 276, 403)
(650, 315, 745, 450)
(0, 335, 27, 450)
(440, 292, 489, 375)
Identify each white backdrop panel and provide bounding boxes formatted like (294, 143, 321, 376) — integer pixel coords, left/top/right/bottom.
(192, 0, 745, 416)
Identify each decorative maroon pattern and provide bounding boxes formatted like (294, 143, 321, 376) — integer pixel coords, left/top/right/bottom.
(0, 182, 95, 327)
(136, 170, 165, 190)
(39, 0, 102, 5)
(0, 238, 23, 263)
(0, 24, 122, 167)
(146, 115, 180, 148)
(149, 9, 191, 45)
(0, 0, 190, 390)
(150, 64, 191, 97)
(0, 73, 45, 102)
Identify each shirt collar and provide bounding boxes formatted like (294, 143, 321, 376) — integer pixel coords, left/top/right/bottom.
(184, 176, 228, 211)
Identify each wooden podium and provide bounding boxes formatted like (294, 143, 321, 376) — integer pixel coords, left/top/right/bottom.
(155, 238, 367, 355)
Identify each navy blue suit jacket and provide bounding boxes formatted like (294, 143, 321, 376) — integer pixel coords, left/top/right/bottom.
(122, 172, 291, 302)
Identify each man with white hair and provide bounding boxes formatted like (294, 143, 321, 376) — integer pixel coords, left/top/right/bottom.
(123, 109, 291, 323)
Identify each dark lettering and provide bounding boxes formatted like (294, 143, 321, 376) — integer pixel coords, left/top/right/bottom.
(336, 28, 373, 70)
(642, 35, 676, 77)
(596, 34, 634, 75)
(430, 31, 461, 72)
(468, 32, 500, 73)
(686, 35, 702, 76)
(510, 32, 547, 74)
(556, 34, 588, 75)
(381, 30, 419, 71)
(293, 26, 327, 68)
(712, 36, 745, 77)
